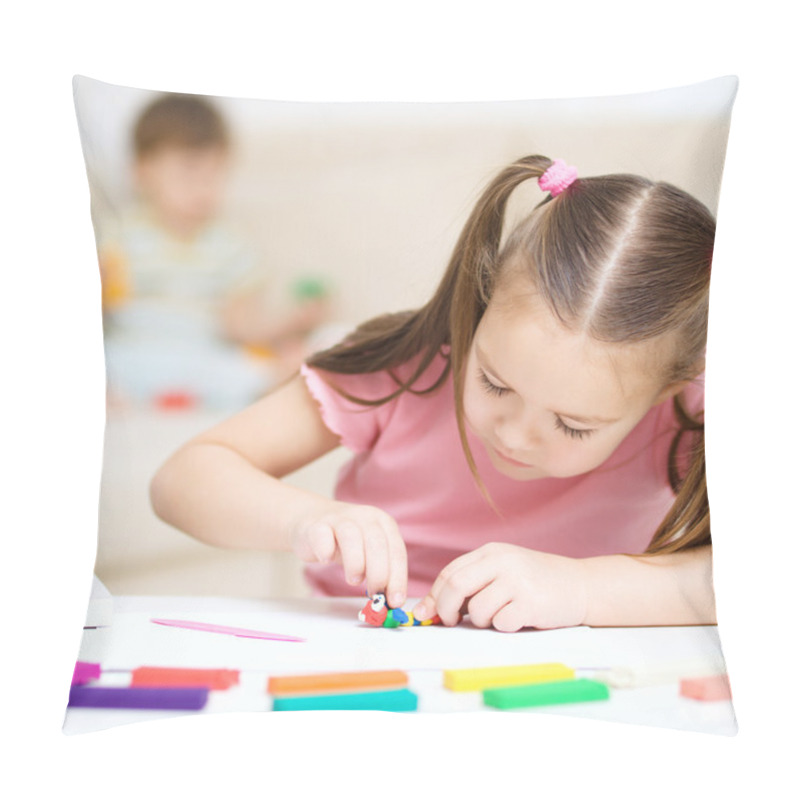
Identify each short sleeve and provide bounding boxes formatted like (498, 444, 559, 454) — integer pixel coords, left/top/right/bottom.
(300, 364, 400, 453)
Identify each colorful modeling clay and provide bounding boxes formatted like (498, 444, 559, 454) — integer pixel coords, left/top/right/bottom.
(67, 686, 209, 710)
(444, 663, 575, 692)
(679, 674, 732, 701)
(358, 593, 441, 628)
(71, 661, 101, 686)
(272, 688, 418, 712)
(268, 670, 408, 695)
(483, 679, 610, 709)
(130, 666, 240, 690)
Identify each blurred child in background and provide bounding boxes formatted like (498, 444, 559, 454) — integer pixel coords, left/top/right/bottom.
(99, 92, 330, 409)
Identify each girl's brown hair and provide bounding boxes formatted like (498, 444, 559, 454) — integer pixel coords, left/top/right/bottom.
(307, 155, 714, 555)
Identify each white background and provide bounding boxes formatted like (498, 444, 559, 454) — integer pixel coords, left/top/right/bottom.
(3, 1, 795, 797)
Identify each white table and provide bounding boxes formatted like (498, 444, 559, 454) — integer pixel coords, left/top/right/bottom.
(63, 595, 736, 735)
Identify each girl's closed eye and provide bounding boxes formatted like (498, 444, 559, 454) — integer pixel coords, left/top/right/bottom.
(554, 416, 595, 440)
(477, 368, 509, 397)
(479, 367, 596, 440)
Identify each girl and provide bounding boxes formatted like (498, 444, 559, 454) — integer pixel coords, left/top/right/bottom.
(150, 154, 715, 632)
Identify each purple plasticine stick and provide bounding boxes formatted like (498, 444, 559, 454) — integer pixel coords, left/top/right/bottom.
(150, 618, 305, 642)
(68, 686, 209, 710)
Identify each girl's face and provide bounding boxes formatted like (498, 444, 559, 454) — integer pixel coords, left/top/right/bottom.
(463, 278, 683, 481)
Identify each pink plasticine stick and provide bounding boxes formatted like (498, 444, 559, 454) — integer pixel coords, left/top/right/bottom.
(72, 661, 102, 685)
(150, 618, 305, 642)
(679, 674, 732, 701)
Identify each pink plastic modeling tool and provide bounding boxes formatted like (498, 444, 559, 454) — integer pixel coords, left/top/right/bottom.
(150, 618, 305, 642)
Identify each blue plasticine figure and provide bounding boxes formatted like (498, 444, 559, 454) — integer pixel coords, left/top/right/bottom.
(357, 592, 441, 627)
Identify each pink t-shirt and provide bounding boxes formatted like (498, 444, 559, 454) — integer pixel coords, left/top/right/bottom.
(300, 351, 703, 598)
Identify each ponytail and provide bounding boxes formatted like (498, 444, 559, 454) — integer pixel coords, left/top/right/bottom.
(645, 396, 710, 553)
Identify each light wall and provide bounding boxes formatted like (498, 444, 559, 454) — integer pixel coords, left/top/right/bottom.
(76, 76, 735, 328)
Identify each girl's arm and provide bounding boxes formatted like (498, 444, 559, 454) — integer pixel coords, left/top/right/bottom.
(413, 542, 716, 630)
(150, 373, 341, 552)
(580, 545, 716, 627)
(150, 373, 409, 602)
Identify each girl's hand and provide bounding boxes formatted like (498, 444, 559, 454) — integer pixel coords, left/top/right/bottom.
(411, 543, 588, 632)
(291, 500, 408, 607)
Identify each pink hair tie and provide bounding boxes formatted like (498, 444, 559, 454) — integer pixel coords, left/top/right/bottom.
(538, 158, 578, 196)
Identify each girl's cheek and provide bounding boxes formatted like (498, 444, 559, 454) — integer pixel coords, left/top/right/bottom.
(462, 391, 492, 438)
(545, 440, 610, 478)
(461, 387, 477, 423)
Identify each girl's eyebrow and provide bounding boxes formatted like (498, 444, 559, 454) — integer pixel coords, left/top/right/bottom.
(475, 345, 620, 425)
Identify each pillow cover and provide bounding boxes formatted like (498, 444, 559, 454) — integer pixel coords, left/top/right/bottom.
(65, 74, 738, 735)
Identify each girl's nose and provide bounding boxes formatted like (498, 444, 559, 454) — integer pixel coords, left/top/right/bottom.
(495, 415, 541, 452)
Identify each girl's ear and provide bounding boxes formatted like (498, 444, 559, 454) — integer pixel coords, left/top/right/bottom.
(653, 358, 705, 405)
(653, 380, 691, 406)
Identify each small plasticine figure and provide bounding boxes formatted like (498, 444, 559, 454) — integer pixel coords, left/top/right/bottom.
(358, 593, 441, 628)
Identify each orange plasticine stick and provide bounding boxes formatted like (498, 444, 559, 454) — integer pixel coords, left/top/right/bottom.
(267, 670, 408, 695)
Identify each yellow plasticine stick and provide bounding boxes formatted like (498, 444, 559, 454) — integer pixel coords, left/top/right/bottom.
(443, 663, 575, 692)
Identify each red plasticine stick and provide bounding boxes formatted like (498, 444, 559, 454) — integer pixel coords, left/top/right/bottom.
(150, 618, 305, 642)
(131, 666, 240, 690)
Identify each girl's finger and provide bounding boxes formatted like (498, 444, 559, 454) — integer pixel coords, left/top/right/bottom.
(383, 522, 408, 609)
(333, 521, 366, 585)
(412, 550, 482, 621)
(430, 560, 495, 626)
(363, 526, 390, 597)
(465, 582, 512, 629)
(410, 595, 436, 621)
(422, 549, 481, 602)
(303, 522, 337, 564)
(491, 601, 527, 633)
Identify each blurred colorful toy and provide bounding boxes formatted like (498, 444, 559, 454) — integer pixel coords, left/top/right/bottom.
(358, 593, 441, 628)
(154, 390, 197, 411)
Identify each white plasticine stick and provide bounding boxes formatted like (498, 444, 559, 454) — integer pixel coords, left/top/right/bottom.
(590, 659, 727, 688)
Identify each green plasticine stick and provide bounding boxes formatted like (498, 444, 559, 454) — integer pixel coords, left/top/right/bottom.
(483, 679, 610, 709)
(272, 688, 418, 712)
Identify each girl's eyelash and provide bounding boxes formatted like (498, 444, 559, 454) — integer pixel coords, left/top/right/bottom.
(554, 416, 594, 440)
(478, 368, 595, 440)
(478, 369, 509, 397)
